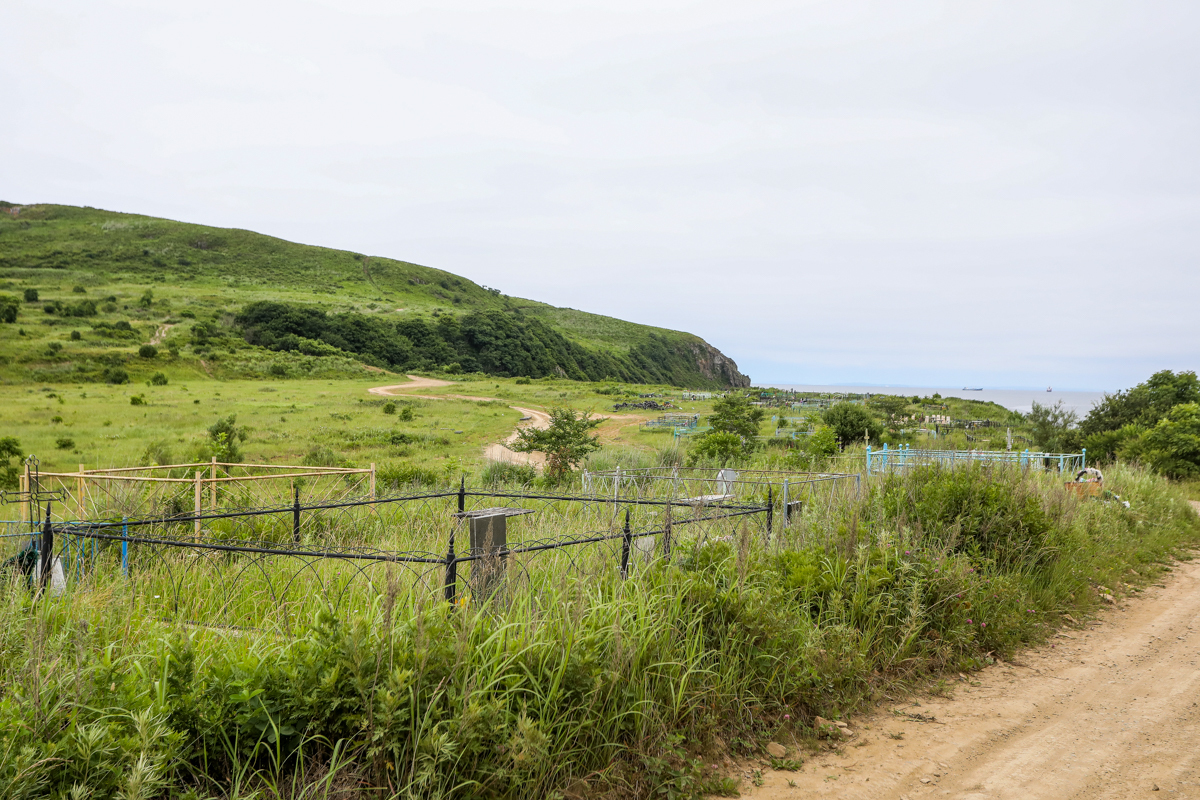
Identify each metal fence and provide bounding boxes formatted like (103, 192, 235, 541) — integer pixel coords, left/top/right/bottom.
(865, 444, 1086, 475)
(2, 483, 773, 635)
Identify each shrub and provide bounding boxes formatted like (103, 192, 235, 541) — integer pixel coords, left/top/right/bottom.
(0, 437, 21, 490)
(511, 407, 601, 481)
(823, 402, 883, 447)
(140, 440, 173, 467)
(23, 288, 38, 302)
(138, 344, 158, 359)
(268, 363, 288, 377)
(0, 295, 18, 323)
(207, 415, 246, 462)
(301, 445, 343, 467)
(382, 401, 397, 415)
(55, 437, 75, 450)
(70, 330, 81, 340)
(150, 372, 168, 385)
(515, 377, 531, 385)
(138, 289, 153, 308)
(130, 394, 146, 406)
(102, 366, 130, 384)
(72, 285, 87, 293)
(398, 406, 414, 421)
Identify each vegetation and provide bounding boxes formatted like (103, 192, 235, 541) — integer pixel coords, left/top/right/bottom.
(1, 460, 1196, 799)
(0, 203, 747, 389)
(510, 408, 601, 481)
(822, 402, 883, 448)
(1078, 370, 1200, 477)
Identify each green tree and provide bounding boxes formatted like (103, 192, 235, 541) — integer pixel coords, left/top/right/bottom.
(822, 402, 883, 448)
(707, 393, 765, 441)
(23, 288, 38, 302)
(1141, 403, 1200, 478)
(0, 437, 22, 490)
(1079, 370, 1200, 437)
(510, 408, 601, 482)
(1027, 401, 1079, 452)
(869, 395, 909, 431)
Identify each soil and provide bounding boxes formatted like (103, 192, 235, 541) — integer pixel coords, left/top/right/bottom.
(731, 531, 1200, 799)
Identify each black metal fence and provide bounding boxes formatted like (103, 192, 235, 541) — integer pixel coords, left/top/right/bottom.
(3, 482, 773, 634)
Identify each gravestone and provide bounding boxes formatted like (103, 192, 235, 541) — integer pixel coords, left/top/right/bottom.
(716, 468, 738, 497)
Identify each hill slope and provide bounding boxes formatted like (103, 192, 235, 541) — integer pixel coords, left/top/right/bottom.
(0, 203, 749, 388)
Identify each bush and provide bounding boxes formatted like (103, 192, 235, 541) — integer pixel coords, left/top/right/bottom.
(150, 372, 168, 385)
(301, 445, 343, 467)
(55, 437, 75, 450)
(138, 344, 158, 359)
(207, 414, 247, 462)
(382, 401, 397, 415)
(823, 402, 883, 447)
(0, 437, 21, 490)
(130, 394, 146, 406)
(515, 377, 531, 385)
(398, 406, 414, 421)
(70, 329, 81, 340)
(23, 288, 38, 302)
(268, 363, 288, 377)
(72, 285, 87, 293)
(0, 295, 18, 324)
(102, 366, 130, 384)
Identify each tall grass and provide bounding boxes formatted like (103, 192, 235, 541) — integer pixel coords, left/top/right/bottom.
(1, 462, 1197, 799)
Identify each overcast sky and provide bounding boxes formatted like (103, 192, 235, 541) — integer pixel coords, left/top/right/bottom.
(5, 1, 1198, 390)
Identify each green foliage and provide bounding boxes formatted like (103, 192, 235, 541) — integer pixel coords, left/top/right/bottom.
(138, 344, 158, 359)
(102, 366, 129, 384)
(376, 460, 442, 490)
(511, 407, 601, 481)
(1080, 370, 1200, 437)
(869, 394, 909, 431)
(149, 372, 168, 386)
(23, 288, 38, 302)
(207, 415, 246, 463)
(398, 405, 414, 421)
(1027, 400, 1079, 452)
(130, 394, 146, 406)
(55, 436, 75, 450)
(688, 431, 746, 466)
(707, 393, 765, 442)
(0, 436, 20, 489)
(69, 329, 81, 340)
(1141, 403, 1200, 478)
(301, 444, 343, 467)
(822, 402, 883, 447)
(138, 289, 153, 308)
(0, 294, 18, 323)
(382, 401, 396, 415)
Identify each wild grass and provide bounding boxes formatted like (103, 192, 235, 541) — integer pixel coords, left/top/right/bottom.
(1, 460, 1196, 799)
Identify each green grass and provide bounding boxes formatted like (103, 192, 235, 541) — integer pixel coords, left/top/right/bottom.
(1, 459, 1196, 799)
(0, 203, 745, 388)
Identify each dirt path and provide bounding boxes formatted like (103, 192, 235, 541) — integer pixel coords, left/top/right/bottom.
(149, 323, 173, 345)
(737, 552, 1200, 799)
(368, 376, 617, 468)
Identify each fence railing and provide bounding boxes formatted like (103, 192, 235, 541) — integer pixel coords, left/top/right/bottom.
(865, 445, 1086, 475)
(2, 484, 778, 635)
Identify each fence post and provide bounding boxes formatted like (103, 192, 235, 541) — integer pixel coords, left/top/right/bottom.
(766, 486, 773, 539)
(782, 479, 790, 525)
(292, 485, 301, 545)
(76, 464, 85, 521)
(458, 476, 465, 514)
(194, 471, 202, 541)
(209, 457, 217, 510)
(866, 445, 872, 475)
(1081, 448, 1086, 471)
(662, 502, 672, 561)
(121, 516, 129, 578)
(39, 503, 53, 594)
(620, 508, 632, 580)
(444, 531, 457, 604)
(369, 463, 376, 509)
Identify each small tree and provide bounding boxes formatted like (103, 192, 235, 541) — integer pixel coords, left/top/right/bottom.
(0, 295, 19, 324)
(23, 289, 38, 303)
(822, 402, 883, 448)
(208, 415, 247, 463)
(1027, 401, 1078, 452)
(1142, 402, 1200, 478)
(510, 407, 600, 482)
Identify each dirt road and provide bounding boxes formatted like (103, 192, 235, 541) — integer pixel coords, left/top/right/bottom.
(367, 377, 553, 467)
(738, 545, 1200, 799)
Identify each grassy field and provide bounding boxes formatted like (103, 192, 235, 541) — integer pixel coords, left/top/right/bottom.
(2, 459, 1197, 799)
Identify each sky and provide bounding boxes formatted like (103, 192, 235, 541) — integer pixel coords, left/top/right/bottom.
(4, 0, 1198, 391)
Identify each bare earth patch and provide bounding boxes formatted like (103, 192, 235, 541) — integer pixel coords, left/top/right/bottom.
(732, 554, 1200, 799)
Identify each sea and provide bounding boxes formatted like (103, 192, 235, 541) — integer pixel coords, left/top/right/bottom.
(765, 385, 1109, 416)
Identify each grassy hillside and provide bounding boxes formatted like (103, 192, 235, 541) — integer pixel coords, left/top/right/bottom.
(0, 203, 749, 388)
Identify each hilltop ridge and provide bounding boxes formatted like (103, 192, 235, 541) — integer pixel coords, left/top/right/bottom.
(0, 203, 749, 388)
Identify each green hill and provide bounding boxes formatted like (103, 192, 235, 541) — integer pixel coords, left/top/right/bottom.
(0, 203, 749, 388)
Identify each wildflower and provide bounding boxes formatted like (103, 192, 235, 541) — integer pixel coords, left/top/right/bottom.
(981, 622, 987, 628)
(966, 619, 973, 624)
(784, 714, 791, 720)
